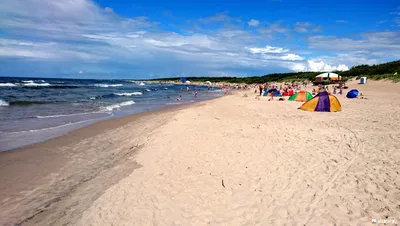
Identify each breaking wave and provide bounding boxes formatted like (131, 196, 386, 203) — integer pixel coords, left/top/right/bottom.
(113, 92, 143, 96)
(101, 100, 135, 111)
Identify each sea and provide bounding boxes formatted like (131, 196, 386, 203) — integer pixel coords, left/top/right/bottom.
(0, 77, 223, 151)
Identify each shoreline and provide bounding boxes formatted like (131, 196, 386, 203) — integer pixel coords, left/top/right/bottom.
(0, 86, 224, 152)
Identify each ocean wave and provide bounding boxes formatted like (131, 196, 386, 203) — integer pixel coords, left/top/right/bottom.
(0, 83, 17, 87)
(23, 82, 51, 87)
(22, 80, 34, 83)
(163, 88, 168, 90)
(113, 92, 143, 96)
(35, 111, 111, 119)
(0, 99, 9, 106)
(101, 100, 135, 111)
(146, 89, 151, 92)
(139, 82, 146, 86)
(94, 84, 123, 88)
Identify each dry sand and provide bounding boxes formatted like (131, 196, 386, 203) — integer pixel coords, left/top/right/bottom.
(1, 80, 399, 226)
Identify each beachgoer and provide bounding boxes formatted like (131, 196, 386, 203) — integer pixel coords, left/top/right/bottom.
(177, 95, 182, 101)
(259, 85, 263, 96)
(194, 91, 198, 97)
(186, 86, 190, 92)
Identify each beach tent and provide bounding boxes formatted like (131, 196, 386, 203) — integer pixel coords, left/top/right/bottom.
(288, 91, 313, 102)
(315, 72, 340, 82)
(346, 89, 359, 99)
(180, 77, 187, 83)
(299, 91, 341, 112)
(204, 81, 212, 85)
(273, 91, 282, 97)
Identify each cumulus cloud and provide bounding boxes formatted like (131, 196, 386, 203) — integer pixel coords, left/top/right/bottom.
(248, 19, 259, 27)
(288, 61, 349, 72)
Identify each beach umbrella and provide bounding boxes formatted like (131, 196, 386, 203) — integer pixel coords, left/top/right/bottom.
(346, 89, 359, 99)
(180, 77, 187, 83)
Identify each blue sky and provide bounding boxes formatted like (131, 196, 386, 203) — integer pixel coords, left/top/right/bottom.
(0, 0, 399, 79)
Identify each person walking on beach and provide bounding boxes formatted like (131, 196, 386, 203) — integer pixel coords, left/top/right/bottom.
(259, 85, 263, 96)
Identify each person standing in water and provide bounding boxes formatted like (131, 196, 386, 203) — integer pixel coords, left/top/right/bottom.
(186, 86, 190, 92)
(194, 91, 198, 97)
(177, 95, 182, 101)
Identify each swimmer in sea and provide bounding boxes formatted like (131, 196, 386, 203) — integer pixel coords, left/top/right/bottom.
(194, 91, 198, 97)
(177, 95, 182, 101)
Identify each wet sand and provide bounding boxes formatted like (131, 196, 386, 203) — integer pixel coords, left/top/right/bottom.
(1, 80, 399, 225)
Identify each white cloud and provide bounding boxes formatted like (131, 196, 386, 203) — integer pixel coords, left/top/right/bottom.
(248, 19, 259, 27)
(258, 21, 289, 34)
(104, 7, 114, 13)
(336, 20, 348, 23)
(307, 61, 349, 72)
(248, 45, 289, 54)
(287, 61, 349, 72)
(294, 22, 322, 33)
(280, 54, 304, 61)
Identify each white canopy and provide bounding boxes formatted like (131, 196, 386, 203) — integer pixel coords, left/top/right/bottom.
(185, 80, 191, 84)
(316, 72, 339, 78)
(204, 81, 212, 85)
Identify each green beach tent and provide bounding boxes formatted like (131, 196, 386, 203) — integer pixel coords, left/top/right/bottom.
(288, 90, 313, 102)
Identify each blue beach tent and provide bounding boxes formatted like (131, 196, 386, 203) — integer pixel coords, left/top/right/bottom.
(346, 89, 359, 99)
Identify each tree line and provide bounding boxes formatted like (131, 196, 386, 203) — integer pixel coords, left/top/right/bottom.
(150, 60, 400, 83)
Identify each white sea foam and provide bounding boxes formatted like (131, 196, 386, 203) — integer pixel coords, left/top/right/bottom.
(0, 83, 17, 87)
(35, 111, 110, 119)
(139, 82, 146, 86)
(94, 84, 123, 88)
(90, 97, 96, 100)
(146, 89, 151, 92)
(22, 80, 34, 83)
(23, 82, 51, 86)
(101, 100, 135, 111)
(0, 99, 9, 106)
(114, 92, 143, 96)
(163, 88, 168, 90)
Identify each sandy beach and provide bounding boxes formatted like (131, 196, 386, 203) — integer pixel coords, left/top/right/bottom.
(1, 80, 399, 226)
